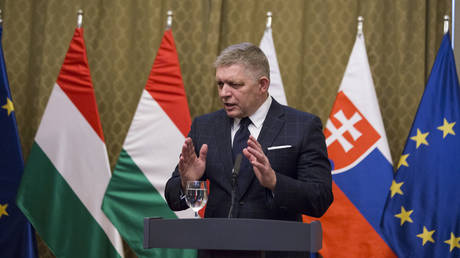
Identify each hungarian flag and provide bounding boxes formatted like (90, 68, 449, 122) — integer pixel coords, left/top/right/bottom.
(102, 29, 196, 258)
(305, 29, 396, 257)
(16, 28, 124, 258)
(259, 26, 287, 105)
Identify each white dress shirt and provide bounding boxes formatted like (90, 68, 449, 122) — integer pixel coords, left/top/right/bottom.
(231, 96, 272, 146)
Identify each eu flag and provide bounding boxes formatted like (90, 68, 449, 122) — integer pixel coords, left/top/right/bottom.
(0, 25, 37, 257)
(382, 32, 460, 257)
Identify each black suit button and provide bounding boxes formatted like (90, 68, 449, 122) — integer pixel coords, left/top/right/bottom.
(239, 201, 244, 206)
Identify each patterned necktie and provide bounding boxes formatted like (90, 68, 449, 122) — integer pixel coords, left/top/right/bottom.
(232, 117, 251, 163)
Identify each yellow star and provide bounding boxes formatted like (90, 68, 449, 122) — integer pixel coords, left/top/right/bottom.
(1, 97, 14, 116)
(444, 232, 460, 252)
(410, 129, 429, 148)
(416, 226, 435, 246)
(390, 180, 404, 198)
(394, 206, 413, 226)
(397, 154, 410, 170)
(437, 118, 456, 138)
(0, 203, 9, 218)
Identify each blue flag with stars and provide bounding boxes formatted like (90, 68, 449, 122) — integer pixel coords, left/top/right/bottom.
(0, 25, 37, 257)
(382, 32, 460, 257)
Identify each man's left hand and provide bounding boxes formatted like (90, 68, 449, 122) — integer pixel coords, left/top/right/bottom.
(243, 136, 277, 191)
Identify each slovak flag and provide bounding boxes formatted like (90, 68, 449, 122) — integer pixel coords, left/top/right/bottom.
(305, 27, 396, 257)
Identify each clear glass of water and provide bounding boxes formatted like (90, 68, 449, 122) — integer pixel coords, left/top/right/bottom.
(185, 181, 208, 218)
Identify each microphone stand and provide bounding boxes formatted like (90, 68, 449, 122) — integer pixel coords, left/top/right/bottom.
(228, 154, 242, 218)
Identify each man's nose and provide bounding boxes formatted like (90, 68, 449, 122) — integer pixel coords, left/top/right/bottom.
(219, 84, 232, 97)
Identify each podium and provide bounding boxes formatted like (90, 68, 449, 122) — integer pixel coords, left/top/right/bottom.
(144, 218, 322, 253)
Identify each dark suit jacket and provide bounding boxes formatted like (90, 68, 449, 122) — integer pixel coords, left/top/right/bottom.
(165, 99, 333, 257)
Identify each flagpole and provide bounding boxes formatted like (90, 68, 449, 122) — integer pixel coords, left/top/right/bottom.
(266, 11, 272, 29)
(357, 16, 364, 36)
(165, 10, 173, 30)
(452, 0, 455, 49)
(77, 9, 83, 28)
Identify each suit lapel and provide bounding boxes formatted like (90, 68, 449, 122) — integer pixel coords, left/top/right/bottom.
(214, 112, 234, 194)
(238, 99, 285, 198)
(257, 100, 285, 151)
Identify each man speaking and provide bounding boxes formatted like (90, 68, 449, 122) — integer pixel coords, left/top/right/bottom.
(165, 42, 333, 258)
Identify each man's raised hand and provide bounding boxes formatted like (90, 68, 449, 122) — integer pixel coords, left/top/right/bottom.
(178, 137, 208, 189)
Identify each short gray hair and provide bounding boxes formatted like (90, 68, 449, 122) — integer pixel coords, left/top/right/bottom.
(214, 42, 270, 81)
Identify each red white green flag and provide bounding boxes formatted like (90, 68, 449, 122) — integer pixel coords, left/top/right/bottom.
(102, 29, 196, 258)
(16, 28, 124, 258)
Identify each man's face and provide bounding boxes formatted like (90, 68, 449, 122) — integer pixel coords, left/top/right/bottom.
(216, 64, 268, 118)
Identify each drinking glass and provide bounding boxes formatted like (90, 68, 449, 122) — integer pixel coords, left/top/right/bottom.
(185, 181, 208, 217)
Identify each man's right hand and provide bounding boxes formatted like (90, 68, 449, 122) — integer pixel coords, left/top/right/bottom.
(178, 137, 208, 190)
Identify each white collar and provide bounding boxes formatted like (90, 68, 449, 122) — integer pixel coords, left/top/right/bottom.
(234, 96, 272, 128)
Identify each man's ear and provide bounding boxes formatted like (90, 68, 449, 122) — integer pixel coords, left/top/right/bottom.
(259, 76, 270, 92)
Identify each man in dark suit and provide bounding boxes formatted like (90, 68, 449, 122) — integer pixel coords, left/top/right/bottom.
(165, 42, 333, 258)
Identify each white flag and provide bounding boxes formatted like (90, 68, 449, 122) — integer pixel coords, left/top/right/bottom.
(259, 27, 288, 105)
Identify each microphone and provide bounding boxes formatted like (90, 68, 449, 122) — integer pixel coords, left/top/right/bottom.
(232, 153, 243, 179)
(228, 153, 242, 218)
